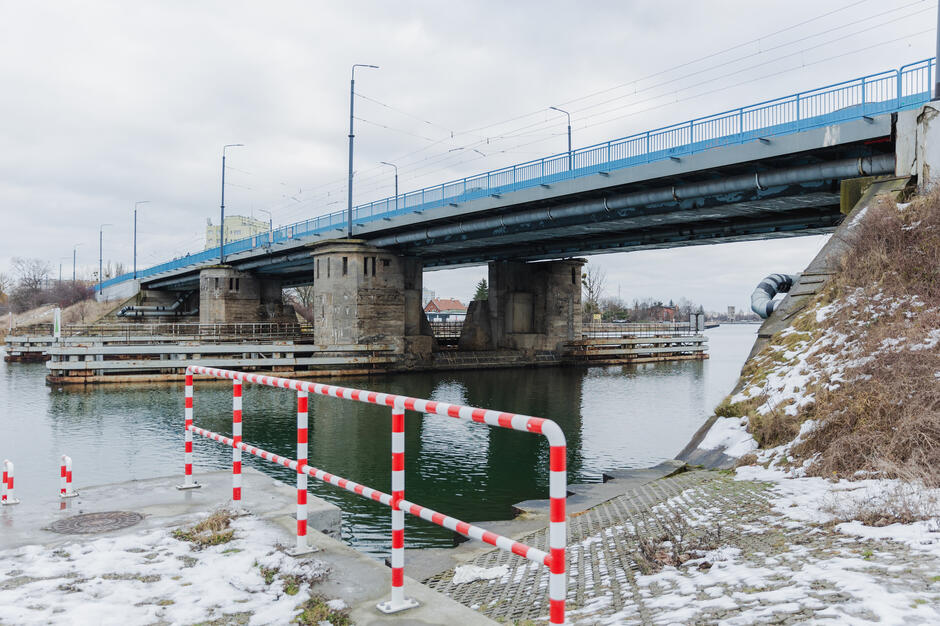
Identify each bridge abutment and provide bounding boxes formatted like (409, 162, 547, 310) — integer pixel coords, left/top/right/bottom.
(460, 258, 585, 354)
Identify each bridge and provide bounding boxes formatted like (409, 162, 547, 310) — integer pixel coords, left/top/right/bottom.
(98, 59, 938, 358)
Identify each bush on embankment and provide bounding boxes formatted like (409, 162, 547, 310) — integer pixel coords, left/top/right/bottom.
(725, 189, 940, 486)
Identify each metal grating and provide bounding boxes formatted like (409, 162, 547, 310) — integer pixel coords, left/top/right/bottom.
(48, 511, 144, 535)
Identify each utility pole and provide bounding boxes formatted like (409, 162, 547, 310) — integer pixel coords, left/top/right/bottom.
(935, 1, 940, 99)
(72, 244, 82, 282)
(133, 200, 150, 279)
(98, 224, 112, 296)
(348, 63, 379, 238)
(550, 106, 572, 171)
(220, 144, 245, 264)
(381, 161, 398, 211)
(259, 208, 273, 246)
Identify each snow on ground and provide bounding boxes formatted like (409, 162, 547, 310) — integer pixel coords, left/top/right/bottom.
(452, 564, 510, 584)
(566, 469, 940, 625)
(737, 465, 940, 554)
(698, 416, 758, 457)
(0, 514, 339, 625)
(730, 290, 933, 420)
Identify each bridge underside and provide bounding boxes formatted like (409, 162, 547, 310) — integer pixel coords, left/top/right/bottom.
(405, 185, 843, 268)
(140, 114, 895, 293)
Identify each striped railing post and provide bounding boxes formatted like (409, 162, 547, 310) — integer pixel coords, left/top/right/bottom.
(2, 459, 19, 505)
(548, 442, 567, 624)
(232, 379, 243, 503)
(377, 405, 419, 614)
(288, 389, 317, 556)
(59, 455, 77, 498)
(177, 370, 201, 490)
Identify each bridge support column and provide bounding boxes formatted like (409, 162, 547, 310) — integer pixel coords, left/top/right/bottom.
(460, 259, 585, 354)
(309, 241, 432, 356)
(199, 266, 290, 324)
(896, 102, 940, 185)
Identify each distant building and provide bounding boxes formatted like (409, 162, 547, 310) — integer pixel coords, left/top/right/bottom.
(727, 305, 735, 318)
(649, 304, 678, 322)
(422, 288, 436, 307)
(205, 216, 269, 250)
(424, 298, 468, 323)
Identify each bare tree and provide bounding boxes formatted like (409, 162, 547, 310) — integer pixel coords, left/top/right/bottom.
(0, 272, 11, 296)
(286, 285, 315, 308)
(11, 257, 51, 290)
(582, 264, 607, 314)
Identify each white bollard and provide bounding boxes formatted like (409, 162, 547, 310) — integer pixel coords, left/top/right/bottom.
(2, 459, 20, 505)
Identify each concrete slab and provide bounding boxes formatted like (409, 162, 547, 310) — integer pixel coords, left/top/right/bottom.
(266, 515, 496, 625)
(0, 468, 340, 551)
(0, 468, 496, 624)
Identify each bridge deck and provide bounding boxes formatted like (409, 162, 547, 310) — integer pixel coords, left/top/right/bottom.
(96, 59, 933, 294)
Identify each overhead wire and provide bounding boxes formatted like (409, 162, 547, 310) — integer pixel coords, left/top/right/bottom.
(246, 0, 932, 227)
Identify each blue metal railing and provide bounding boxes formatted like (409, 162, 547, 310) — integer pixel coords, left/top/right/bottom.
(100, 58, 934, 290)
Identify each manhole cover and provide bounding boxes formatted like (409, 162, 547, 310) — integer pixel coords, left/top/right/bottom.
(48, 511, 144, 535)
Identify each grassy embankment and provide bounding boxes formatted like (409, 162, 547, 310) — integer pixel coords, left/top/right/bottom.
(718, 190, 940, 487)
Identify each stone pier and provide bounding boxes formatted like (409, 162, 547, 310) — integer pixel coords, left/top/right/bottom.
(198, 266, 291, 325)
(459, 258, 585, 354)
(308, 240, 434, 357)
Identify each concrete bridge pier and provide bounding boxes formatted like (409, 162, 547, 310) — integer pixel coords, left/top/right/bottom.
(309, 241, 434, 357)
(460, 258, 585, 354)
(198, 266, 292, 324)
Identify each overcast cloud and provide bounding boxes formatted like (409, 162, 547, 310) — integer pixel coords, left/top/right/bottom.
(0, 0, 932, 311)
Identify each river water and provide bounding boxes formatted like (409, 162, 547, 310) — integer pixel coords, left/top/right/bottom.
(0, 324, 756, 555)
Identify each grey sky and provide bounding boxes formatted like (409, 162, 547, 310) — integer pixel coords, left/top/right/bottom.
(0, 0, 932, 310)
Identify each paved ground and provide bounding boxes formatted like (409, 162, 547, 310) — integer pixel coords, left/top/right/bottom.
(423, 470, 940, 624)
(0, 469, 495, 625)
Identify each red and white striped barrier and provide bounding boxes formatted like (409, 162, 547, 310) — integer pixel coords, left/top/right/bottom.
(2, 459, 19, 505)
(232, 380, 243, 504)
(59, 455, 77, 498)
(183, 365, 568, 623)
(177, 372, 200, 490)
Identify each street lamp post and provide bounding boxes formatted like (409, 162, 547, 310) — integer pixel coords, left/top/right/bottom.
(348, 63, 379, 238)
(72, 243, 82, 282)
(133, 200, 150, 279)
(220, 143, 245, 264)
(98, 224, 112, 297)
(259, 208, 273, 245)
(380, 161, 398, 212)
(935, 1, 940, 99)
(549, 106, 572, 171)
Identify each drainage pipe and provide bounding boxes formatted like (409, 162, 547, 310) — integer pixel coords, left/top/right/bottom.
(751, 274, 797, 319)
(369, 154, 896, 247)
(119, 291, 193, 317)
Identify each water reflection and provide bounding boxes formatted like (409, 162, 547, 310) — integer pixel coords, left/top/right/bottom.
(1, 325, 756, 555)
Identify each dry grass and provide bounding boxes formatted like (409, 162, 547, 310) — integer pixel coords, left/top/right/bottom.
(795, 192, 940, 485)
(737, 189, 940, 486)
(172, 509, 236, 548)
(293, 596, 351, 625)
(822, 466, 940, 527)
(634, 508, 724, 574)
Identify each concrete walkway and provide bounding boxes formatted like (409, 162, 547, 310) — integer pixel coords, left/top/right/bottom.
(0, 468, 494, 625)
(423, 470, 940, 624)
